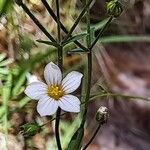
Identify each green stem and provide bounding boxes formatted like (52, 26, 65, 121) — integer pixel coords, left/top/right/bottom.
(55, 107, 62, 150)
(80, 16, 113, 132)
(15, 0, 57, 43)
(55, 0, 62, 150)
(41, 113, 67, 127)
(89, 16, 113, 50)
(64, 0, 93, 41)
(82, 124, 101, 150)
(90, 93, 150, 101)
(80, 0, 92, 132)
(41, 0, 87, 51)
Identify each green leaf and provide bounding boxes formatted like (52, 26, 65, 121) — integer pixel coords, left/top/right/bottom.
(62, 33, 87, 46)
(67, 126, 84, 150)
(99, 35, 150, 43)
(82, 17, 110, 34)
(0, 53, 6, 62)
(60, 115, 81, 148)
(2, 73, 12, 132)
(90, 27, 95, 43)
(92, 17, 111, 31)
(68, 48, 88, 54)
(0, 68, 9, 74)
(20, 35, 36, 52)
(0, 0, 13, 18)
(36, 40, 59, 47)
(0, 59, 13, 67)
(12, 70, 27, 97)
(18, 97, 31, 108)
(0, 106, 5, 118)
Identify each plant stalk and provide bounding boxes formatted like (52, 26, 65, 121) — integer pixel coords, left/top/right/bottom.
(55, 0, 62, 149)
(82, 124, 101, 150)
(80, 0, 92, 138)
(64, 0, 93, 40)
(41, 0, 87, 51)
(89, 16, 113, 50)
(16, 0, 57, 43)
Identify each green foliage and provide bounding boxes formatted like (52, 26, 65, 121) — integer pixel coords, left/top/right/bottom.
(62, 33, 87, 46)
(0, 53, 12, 76)
(100, 35, 150, 43)
(19, 35, 36, 52)
(0, 0, 13, 17)
(68, 48, 87, 54)
(20, 123, 41, 137)
(67, 125, 84, 150)
(36, 40, 59, 47)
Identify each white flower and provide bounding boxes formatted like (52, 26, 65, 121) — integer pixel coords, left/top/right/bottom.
(24, 62, 83, 116)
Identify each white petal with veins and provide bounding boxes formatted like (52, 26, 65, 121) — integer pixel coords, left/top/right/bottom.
(44, 62, 62, 85)
(37, 96, 58, 116)
(62, 71, 83, 94)
(59, 95, 80, 112)
(24, 82, 47, 100)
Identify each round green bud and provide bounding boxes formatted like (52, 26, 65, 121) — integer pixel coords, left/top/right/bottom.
(107, 0, 123, 17)
(95, 106, 109, 124)
(20, 123, 41, 137)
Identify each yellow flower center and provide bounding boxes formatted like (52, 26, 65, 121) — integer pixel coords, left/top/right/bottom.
(48, 85, 65, 100)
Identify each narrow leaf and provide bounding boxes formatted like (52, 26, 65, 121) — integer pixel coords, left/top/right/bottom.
(62, 33, 87, 46)
(36, 40, 59, 47)
(0, 59, 13, 67)
(0, 53, 6, 62)
(68, 48, 88, 54)
(100, 35, 150, 43)
(67, 126, 84, 150)
(0, 68, 9, 74)
(12, 70, 27, 97)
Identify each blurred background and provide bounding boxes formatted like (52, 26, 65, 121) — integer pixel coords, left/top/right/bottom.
(0, 0, 150, 149)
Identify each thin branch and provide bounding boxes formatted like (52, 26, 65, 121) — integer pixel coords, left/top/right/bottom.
(15, 0, 57, 43)
(41, 0, 87, 51)
(90, 93, 150, 101)
(55, 0, 62, 149)
(82, 124, 101, 150)
(64, 0, 93, 40)
(89, 16, 113, 50)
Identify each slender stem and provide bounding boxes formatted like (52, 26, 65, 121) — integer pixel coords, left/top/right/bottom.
(80, 17, 113, 130)
(41, 113, 67, 127)
(55, 107, 62, 150)
(41, 0, 87, 51)
(64, 0, 93, 41)
(15, 0, 57, 43)
(80, 0, 92, 129)
(82, 124, 101, 150)
(56, 0, 61, 42)
(89, 16, 113, 50)
(55, 0, 62, 150)
(90, 93, 150, 101)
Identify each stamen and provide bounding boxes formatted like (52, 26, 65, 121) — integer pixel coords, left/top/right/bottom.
(48, 85, 65, 100)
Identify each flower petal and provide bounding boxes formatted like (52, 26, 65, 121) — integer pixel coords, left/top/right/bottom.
(62, 71, 83, 93)
(26, 73, 39, 84)
(24, 82, 47, 100)
(44, 62, 62, 85)
(37, 95, 58, 116)
(59, 95, 80, 113)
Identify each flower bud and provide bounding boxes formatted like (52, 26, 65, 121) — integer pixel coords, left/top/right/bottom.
(95, 106, 109, 124)
(20, 123, 41, 137)
(107, 0, 123, 17)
